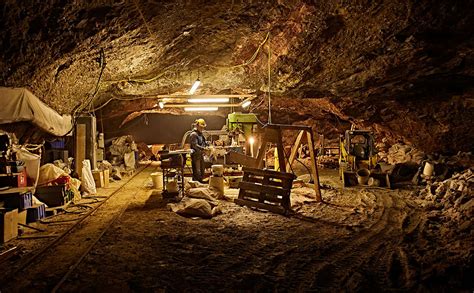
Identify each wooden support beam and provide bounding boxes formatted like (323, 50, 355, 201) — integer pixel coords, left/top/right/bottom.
(286, 130, 304, 171)
(75, 124, 86, 178)
(306, 131, 322, 202)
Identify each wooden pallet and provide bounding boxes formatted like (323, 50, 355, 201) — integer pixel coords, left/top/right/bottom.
(235, 167, 296, 215)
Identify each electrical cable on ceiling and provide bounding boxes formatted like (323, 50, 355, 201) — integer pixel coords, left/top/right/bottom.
(210, 32, 270, 69)
(89, 31, 270, 114)
(133, 0, 155, 41)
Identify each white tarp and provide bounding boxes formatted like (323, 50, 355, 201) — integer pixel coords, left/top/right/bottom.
(0, 87, 72, 136)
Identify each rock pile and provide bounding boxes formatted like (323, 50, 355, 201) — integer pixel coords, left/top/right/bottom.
(417, 168, 473, 232)
(378, 143, 425, 165)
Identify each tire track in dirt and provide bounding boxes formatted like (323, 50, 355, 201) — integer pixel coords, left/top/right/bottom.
(288, 190, 408, 291)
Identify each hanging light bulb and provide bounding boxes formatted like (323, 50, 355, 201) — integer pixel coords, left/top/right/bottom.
(189, 79, 201, 94)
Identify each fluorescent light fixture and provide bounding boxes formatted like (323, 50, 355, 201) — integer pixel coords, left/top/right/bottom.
(188, 98, 229, 103)
(189, 79, 201, 94)
(159, 101, 165, 109)
(241, 100, 251, 108)
(184, 107, 218, 112)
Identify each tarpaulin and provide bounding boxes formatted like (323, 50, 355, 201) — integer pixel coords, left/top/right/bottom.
(0, 87, 72, 136)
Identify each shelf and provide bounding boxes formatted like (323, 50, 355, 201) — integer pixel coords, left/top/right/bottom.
(0, 186, 35, 196)
(0, 173, 22, 177)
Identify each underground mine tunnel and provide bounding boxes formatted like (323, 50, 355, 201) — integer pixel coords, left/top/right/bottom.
(0, 0, 473, 291)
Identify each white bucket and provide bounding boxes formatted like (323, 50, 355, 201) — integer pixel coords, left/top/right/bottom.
(166, 180, 178, 193)
(423, 162, 434, 177)
(150, 172, 163, 189)
(356, 168, 370, 185)
(368, 177, 380, 187)
(211, 165, 224, 177)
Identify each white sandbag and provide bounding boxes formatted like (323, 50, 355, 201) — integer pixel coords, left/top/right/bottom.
(13, 146, 41, 187)
(124, 152, 136, 169)
(81, 160, 96, 195)
(176, 198, 213, 219)
(186, 187, 219, 206)
(209, 176, 224, 198)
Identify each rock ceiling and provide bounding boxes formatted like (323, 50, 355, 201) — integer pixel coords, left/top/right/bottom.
(0, 0, 473, 152)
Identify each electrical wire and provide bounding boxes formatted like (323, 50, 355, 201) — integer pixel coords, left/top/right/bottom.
(209, 32, 270, 69)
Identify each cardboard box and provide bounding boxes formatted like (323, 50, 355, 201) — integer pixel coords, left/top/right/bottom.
(0, 209, 18, 243)
(18, 210, 27, 225)
(92, 170, 104, 188)
(103, 169, 110, 188)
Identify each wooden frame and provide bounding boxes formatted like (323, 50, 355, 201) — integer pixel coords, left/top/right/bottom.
(255, 124, 322, 202)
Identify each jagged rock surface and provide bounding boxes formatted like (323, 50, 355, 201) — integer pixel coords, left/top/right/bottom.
(0, 0, 473, 152)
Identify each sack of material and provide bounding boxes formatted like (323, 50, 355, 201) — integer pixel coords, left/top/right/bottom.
(124, 151, 136, 169)
(186, 187, 219, 206)
(175, 198, 213, 219)
(81, 160, 96, 195)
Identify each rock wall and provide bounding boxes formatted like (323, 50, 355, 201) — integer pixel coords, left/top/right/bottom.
(0, 0, 473, 152)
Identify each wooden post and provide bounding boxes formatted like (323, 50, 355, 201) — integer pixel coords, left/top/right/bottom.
(306, 130, 322, 202)
(75, 124, 86, 178)
(286, 130, 304, 171)
(275, 128, 286, 173)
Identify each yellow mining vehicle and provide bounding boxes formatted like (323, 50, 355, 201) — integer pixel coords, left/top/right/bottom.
(339, 129, 391, 188)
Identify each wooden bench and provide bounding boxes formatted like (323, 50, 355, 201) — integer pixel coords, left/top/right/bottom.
(235, 167, 296, 215)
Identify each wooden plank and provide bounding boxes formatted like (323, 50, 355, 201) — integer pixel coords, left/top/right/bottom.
(75, 124, 86, 178)
(241, 191, 283, 203)
(242, 167, 296, 180)
(238, 181, 290, 197)
(276, 129, 286, 173)
(234, 198, 286, 215)
(286, 130, 304, 171)
(255, 137, 268, 169)
(306, 131, 322, 202)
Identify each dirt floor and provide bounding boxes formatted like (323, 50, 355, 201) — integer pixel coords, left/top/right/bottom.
(0, 164, 472, 292)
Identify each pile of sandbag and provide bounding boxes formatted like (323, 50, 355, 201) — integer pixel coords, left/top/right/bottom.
(416, 168, 473, 231)
(167, 181, 222, 219)
(379, 143, 425, 165)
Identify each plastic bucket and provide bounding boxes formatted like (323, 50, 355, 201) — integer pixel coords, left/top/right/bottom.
(356, 168, 370, 185)
(368, 177, 380, 187)
(423, 162, 434, 177)
(211, 165, 224, 177)
(166, 180, 178, 193)
(150, 172, 163, 189)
